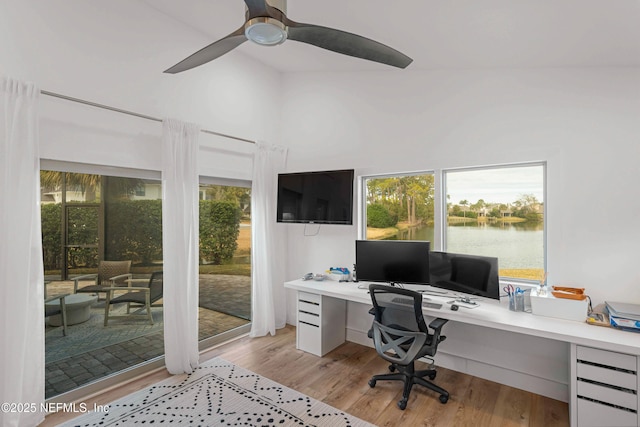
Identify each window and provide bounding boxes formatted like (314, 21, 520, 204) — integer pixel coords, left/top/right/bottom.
(444, 163, 545, 281)
(361, 163, 546, 283)
(363, 173, 435, 242)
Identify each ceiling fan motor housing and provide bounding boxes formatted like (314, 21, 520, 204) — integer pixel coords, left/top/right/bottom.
(244, 0, 288, 46)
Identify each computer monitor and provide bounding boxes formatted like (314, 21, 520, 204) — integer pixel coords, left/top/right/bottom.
(355, 240, 430, 286)
(428, 251, 500, 300)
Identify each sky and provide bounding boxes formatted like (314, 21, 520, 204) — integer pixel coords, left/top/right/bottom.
(445, 166, 544, 206)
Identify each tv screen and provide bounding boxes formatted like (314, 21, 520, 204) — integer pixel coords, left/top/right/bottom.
(277, 169, 354, 225)
(429, 251, 500, 300)
(355, 240, 431, 285)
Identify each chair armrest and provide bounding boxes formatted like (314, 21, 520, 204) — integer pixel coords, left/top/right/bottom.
(428, 318, 448, 332)
(72, 274, 98, 292)
(428, 318, 448, 343)
(108, 273, 133, 285)
(125, 278, 149, 287)
(45, 293, 70, 304)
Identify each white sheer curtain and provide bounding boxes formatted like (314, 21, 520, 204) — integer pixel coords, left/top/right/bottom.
(162, 118, 200, 374)
(0, 77, 45, 427)
(250, 142, 288, 337)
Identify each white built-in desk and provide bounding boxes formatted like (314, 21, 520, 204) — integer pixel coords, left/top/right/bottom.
(285, 279, 640, 427)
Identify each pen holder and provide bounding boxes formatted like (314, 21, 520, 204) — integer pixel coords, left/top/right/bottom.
(515, 292, 525, 312)
(508, 294, 516, 311)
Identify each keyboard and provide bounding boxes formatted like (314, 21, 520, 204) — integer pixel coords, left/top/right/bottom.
(391, 297, 443, 310)
(391, 297, 413, 305)
(423, 301, 443, 309)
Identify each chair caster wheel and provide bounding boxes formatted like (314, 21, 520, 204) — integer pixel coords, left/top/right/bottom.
(389, 365, 396, 372)
(429, 372, 437, 380)
(439, 394, 449, 404)
(397, 399, 407, 410)
(368, 379, 376, 388)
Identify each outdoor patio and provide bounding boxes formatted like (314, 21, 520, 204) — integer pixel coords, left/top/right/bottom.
(44, 274, 251, 398)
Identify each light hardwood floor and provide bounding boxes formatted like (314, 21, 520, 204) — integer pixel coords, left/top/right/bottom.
(42, 324, 569, 426)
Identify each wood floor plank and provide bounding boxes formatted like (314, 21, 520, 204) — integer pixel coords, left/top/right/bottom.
(41, 324, 570, 426)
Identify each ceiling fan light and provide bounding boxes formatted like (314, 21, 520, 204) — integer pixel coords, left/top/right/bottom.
(245, 17, 287, 46)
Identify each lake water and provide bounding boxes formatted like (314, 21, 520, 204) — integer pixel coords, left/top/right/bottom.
(390, 222, 544, 270)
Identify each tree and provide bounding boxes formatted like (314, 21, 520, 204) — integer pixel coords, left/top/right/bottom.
(366, 175, 434, 226)
(459, 200, 469, 217)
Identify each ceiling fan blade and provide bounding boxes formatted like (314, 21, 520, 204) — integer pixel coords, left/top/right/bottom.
(164, 26, 247, 74)
(286, 21, 413, 69)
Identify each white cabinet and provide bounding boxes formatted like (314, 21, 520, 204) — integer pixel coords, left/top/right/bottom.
(572, 345, 638, 427)
(296, 291, 346, 356)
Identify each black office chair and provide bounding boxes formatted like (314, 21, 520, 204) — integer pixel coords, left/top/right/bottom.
(368, 284, 449, 409)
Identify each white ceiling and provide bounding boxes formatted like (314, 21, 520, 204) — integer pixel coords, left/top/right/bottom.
(142, 0, 640, 73)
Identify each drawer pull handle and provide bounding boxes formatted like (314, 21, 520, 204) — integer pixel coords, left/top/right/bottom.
(299, 310, 319, 317)
(299, 299, 320, 306)
(577, 377, 637, 395)
(299, 320, 319, 328)
(577, 395, 637, 413)
(577, 359, 637, 375)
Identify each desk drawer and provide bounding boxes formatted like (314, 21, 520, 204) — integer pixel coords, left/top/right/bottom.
(577, 346, 637, 372)
(297, 320, 321, 356)
(299, 300, 320, 316)
(577, 398, 637, 427)
(299, 291, 321, 305)
(298, 311, 320, 327)
(577, 380, 637, 411)
(577, 362, 637, 390)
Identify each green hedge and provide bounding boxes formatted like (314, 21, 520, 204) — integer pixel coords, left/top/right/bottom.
(106, 200, 163, 265)
(41, 204, 62, 270)
(199, 200, 240, 265)
(367, 203, 398, 228)
(42, 199, 241, 270)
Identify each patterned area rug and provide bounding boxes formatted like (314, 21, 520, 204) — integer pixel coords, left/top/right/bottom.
(61, 358, 374, 427)
(45, 304, 163, 364)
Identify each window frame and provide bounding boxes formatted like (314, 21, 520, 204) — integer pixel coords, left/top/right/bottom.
(360, 161, 547, 285)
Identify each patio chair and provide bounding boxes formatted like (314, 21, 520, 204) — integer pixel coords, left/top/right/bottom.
(104, 271, 163, 326)
(73, 260, 132, 299)
(45, 293, 69, 336)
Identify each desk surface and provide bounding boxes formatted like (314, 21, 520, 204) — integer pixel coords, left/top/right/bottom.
(285, 279, 640, 356)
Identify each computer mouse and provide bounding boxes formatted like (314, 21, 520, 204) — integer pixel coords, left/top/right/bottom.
(450, 304, 459, 311)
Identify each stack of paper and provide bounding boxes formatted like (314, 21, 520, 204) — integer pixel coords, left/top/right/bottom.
(605, 301, 640, 331)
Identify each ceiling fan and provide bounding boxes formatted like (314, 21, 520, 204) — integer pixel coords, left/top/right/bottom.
(164, 0, 413, 73)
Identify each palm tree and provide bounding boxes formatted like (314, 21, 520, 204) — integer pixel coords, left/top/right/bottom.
(459, 200, 469, 218)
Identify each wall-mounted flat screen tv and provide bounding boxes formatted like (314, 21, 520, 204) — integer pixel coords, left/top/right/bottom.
(276, 169, 354, 225)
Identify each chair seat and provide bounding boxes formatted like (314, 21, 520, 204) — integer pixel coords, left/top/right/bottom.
(111, 291, 148, 305)
(76, 284, 114, 293)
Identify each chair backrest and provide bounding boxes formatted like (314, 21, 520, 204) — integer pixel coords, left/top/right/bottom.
(148, 271, 163, 302)
(369, 284, 428, 334)
(98, 260, 132, 285)
(450, 256, 492, 291)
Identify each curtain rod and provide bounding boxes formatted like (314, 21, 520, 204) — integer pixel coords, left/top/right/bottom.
(40, 90, 256, 145)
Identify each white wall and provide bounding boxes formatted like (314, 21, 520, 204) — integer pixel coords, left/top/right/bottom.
(280, 67, 640, 307)
(0, 0, 282, 177)
(279, 68, 640, 400)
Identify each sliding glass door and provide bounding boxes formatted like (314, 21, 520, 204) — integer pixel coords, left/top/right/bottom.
(198, 183, 252, 347)
(42, 170, 164, 399)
